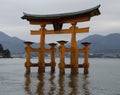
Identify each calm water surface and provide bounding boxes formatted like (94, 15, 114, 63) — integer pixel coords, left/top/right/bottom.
(0, 58, 120, 95)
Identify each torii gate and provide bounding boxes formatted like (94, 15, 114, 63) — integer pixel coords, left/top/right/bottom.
(22, 5, 100, 74)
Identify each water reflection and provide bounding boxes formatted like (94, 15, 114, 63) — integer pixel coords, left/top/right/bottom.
(69, 74, 79, 95)
(48, 73, 56, 95)
(58, 74, 65, 95)
(24, 73, 91, 95)
(82, 75, 92, 95)
(36, 73, 45, 95)
(24, 74, 32, 95)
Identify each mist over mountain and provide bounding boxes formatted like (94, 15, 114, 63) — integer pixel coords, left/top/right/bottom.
(0, 31, 120, 56)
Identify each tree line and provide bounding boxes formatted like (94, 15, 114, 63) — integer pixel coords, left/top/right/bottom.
(0, 44, 11, 58)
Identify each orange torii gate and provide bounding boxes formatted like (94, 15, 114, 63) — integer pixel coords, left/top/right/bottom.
(22, 5, 100, 74)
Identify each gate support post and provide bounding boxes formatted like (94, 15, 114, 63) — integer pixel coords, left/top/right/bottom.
(38, 24, 46, 73)
(82, 42, 91, 74)
(57, 40, 68, 74)
(24, 41, 33, 74)
(70, 22, 79, 74)
(48, 43, 57, 73)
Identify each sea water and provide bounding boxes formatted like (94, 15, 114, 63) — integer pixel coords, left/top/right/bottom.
(0, 58, 120, 95)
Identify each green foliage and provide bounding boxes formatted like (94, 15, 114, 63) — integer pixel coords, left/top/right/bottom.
(0, 43, 11, 58)
(3, 49, 11, 58)
(0, 44, 3, 52)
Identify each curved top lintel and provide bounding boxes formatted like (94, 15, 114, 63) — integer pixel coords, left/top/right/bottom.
(21, 5, 101, 24)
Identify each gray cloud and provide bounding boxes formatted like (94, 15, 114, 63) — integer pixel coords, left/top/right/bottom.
(0, 0, 120, 42)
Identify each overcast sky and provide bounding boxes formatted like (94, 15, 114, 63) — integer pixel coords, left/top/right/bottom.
(0, 0, 120, 43)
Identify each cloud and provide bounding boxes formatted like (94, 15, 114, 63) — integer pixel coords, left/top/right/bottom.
(0, 0, 120, 42)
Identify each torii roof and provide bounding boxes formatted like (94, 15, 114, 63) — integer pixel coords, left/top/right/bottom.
(21, 5, 100, 24)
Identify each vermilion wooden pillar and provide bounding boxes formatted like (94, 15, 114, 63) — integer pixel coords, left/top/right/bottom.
(38, 24, 46, 73)
(70, 22, 78, 74)
(57, 40, 68, 74)
(24, 41, 33, 74)
(82, 42, 91, 74)
(48, 43, 57, 73)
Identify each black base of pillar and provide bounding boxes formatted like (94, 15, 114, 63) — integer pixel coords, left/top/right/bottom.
(84, 63, 89, 74)
(71, 68, 78, 74)
(25, 68, 30, 74)
(38, 68, 45, 73)
(51, 68, 55, 73)
(84, 69, 89, 74)
(59, 70, 65, 74)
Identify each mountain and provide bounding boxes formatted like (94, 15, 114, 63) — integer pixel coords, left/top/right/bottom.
(0, 31, 25, 54)
(0, 31, 50, 55)
(78, 33, 120, 54)
(0, 31, 120, 56)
